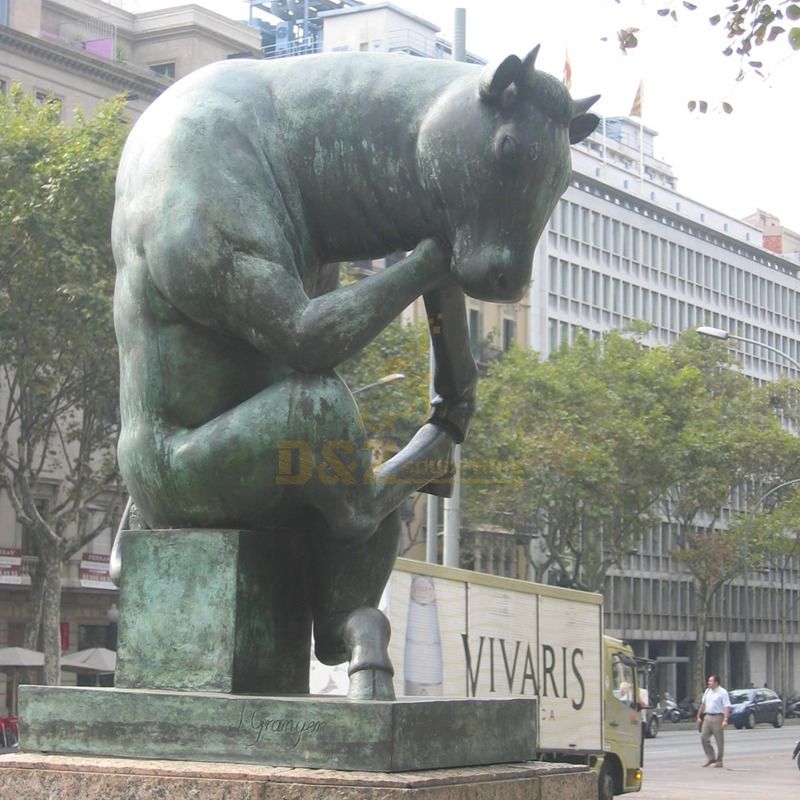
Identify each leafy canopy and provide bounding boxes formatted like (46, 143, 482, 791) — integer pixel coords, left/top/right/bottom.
(0, 85, 129, 679)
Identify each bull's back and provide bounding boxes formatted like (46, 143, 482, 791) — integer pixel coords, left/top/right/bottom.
(112, 62, 298, 436)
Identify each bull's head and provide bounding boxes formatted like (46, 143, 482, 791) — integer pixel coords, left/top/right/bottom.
(417, 46, 599, 302)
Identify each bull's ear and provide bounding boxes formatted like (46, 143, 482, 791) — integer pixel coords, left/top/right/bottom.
(479, 55, 523, 103)
(569, 113, 600, 144)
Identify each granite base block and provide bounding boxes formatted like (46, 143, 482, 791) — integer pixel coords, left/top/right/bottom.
(19, 686, 536, 772)
(0, 753, 596, 800)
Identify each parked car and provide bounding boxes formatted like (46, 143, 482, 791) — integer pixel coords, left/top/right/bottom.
(728, 688, 784, 729)
(786, 696, 800, 719)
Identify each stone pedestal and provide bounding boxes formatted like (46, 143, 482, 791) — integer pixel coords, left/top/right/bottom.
(19, 686, 535, 772)
(0, 753, 595, 800)
(115, 529, 313, 695)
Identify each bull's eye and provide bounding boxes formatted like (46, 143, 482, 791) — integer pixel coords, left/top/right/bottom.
(496, 134, 519, 167)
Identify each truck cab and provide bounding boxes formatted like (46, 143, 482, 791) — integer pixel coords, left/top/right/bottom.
(599, 636, 644, 799)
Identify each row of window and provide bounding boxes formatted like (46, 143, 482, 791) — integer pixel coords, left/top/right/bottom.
(547, 257, 800, 372)
(605, 574, 800, 635)
(551, 199, 799, 318)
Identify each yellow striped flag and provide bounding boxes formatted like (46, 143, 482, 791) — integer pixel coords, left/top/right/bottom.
(630, 80, 643, 118)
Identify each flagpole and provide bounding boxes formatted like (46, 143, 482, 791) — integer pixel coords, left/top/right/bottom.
(630, 80, 644, 188)
(639, 115, 644, 186)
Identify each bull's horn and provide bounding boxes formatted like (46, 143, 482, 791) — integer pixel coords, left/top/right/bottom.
(479, 54, 522, 102)
(521, 45, 540, 74)
(572, 94, 601, 118)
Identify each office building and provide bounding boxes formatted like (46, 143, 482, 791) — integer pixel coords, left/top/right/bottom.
(530, 115, 800, 698)
(0, 0, 259, 715)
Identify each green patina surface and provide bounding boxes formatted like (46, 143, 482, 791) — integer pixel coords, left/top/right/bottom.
(107, 50, 598, 701)
(115, 529, 311, 694)
(19, 686, 537, 772)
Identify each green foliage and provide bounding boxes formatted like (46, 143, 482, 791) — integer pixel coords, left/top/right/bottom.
(461, 328, 800, 594)
(337, 315, 431, 446)
(463, 329, 679, 591)
(616, 0, 799, 113)
(736, 477, 800, 565)
(0, 85, 129, 677)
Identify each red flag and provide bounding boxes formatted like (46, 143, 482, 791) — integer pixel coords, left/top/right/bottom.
(563, 49, 572, 90)
(630, 80, 643, 118)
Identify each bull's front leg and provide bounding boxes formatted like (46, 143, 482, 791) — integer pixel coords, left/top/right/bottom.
(421, 279, 478, 497)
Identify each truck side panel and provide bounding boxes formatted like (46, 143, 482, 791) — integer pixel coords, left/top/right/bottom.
(384, 560, 603, 753)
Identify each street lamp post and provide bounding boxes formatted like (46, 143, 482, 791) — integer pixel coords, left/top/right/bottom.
(740, 479, 800, 697)
(696, 326, 800, 372)
(351, 372, 406, 395)
(697, 325, 800, 689)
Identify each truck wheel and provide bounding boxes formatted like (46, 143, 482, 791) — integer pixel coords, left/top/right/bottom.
(773, 711, 784, 728)
(746, 711, 756, 729)
(598, 763, 615, 800)
(646, 714, 659, 739)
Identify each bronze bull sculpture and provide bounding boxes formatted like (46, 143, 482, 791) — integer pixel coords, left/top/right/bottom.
(111, 48, 599, 699)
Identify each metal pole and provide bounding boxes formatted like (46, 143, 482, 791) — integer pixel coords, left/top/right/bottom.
(452, 8, 466, 61)
(780, 559, 787, 716)
(443, 446, 461, 568)
(441, 7, 467, 569)
(743, 542, 751, 687)
(426, 345, 439, 564)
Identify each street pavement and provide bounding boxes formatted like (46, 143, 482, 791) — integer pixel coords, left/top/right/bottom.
(638, 719, 800, 798)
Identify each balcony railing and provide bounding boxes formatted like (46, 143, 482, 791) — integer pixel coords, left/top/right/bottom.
(16, 556, 88, 588)
(39, 12, 118, 61)
(261, 34, 321, 60)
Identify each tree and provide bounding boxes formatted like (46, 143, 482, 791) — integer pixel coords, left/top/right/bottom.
(659, 332, 800, 696)
(463, 328, 677, 592)
(464, 327, 800, 696)
(0, 87, 129, 683)
(337, 316, 431, 448)
(337, 314, 431, 554)
(616, 0, 800, 112)
(738, 479, 800, 704)
(618, 1, 800, 56)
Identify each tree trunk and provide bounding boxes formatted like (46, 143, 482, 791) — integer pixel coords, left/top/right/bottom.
(40, 547, 64, 685)
(693, 584, 710, 702)
(23, 559, 46, 650)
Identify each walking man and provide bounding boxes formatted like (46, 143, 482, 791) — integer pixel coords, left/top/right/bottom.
(697, 674, 731, 768)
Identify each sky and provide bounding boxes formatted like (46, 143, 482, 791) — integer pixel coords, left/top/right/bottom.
(114, 0, 800, 232)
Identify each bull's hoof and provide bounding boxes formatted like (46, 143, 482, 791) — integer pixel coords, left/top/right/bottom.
(344, 607, 395, 701)
(348, 667, 396, 701)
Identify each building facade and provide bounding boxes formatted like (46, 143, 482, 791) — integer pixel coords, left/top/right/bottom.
(0, 0, 260, 715)
(3, 0, 798, 710)
(0, 0, 260, 119)
(530, 116, 800, 700)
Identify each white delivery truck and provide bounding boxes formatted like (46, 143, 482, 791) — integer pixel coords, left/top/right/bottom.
(311, 558, 645, 799)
